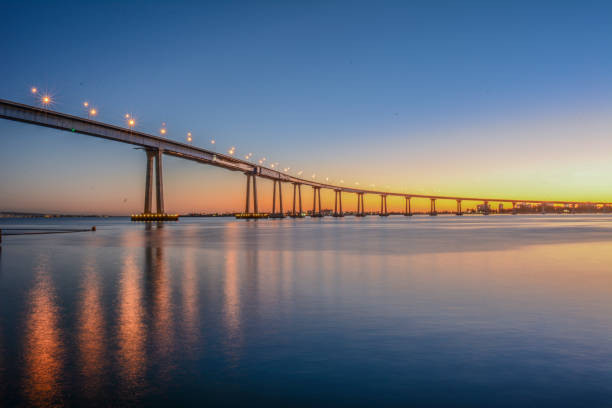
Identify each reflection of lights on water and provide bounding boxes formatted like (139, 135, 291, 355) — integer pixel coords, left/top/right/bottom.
(23, 256, 64, 407)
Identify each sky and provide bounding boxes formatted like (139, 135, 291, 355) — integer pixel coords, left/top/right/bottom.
(2, 0, 612, 214)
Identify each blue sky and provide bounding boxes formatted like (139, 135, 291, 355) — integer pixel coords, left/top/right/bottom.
(2, 1, 612, 213)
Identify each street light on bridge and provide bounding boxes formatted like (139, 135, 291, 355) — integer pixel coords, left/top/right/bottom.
(41, 95, 51, 108)
(187, 132, 192, 142)
(30, 87, 38, 104)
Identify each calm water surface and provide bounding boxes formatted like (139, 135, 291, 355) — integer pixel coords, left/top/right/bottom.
(1, 215, 612, 406)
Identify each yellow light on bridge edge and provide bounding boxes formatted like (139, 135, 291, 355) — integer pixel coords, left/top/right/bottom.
(187, 132, 192, 142)
(41, 95, 51, 105)
(83, 101, 89, 107)
(128, 118, 135, 127)
(31, 87, 37, 94)
(160, 128, 167, 135)
(89, 108, 97, 116)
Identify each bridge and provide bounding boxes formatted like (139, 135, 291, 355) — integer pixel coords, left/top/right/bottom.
(1, 98, 610, 218)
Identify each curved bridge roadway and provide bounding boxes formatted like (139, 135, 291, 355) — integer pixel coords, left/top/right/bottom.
(1, 98, 609, 217)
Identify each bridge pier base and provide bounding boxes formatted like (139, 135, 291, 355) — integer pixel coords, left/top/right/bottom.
(379, 195, 389, 216)
(144, 150, 155, 213)
(429, 198, 437, 216)
(404, 197, 412, 216)
(311, 187, 323, 217)
(456, 200, 462, 216)
(238, 172, 268, 219)
(291, 183, 304, 218)
(136, 149, 174, 221)
(333, 190, 344, 217)
(155, 149, 164, 214)
(142, 149, 166, 215)
(356, 193, 366, 217)
(270, 179, 285, 218)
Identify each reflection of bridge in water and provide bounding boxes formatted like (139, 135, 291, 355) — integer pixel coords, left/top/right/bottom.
(2, 98, 610, 218)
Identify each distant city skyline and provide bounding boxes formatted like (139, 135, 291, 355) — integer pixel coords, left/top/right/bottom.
(2, 1, 612, 214)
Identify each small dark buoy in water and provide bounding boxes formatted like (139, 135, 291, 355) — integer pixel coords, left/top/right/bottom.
(91, 226, 96, 231)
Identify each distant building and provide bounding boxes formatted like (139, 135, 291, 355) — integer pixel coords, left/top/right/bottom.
(477, 203, 491, 213)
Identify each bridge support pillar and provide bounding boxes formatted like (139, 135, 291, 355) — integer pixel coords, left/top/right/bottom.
(404, 197, 412, 216)
(278, 181, 283, 215)
(541, 203, 546, 214)
(291, 183, 304, 217)
(512, 202, 518, 215)
(379, 195, 388, 216)
(311, 187, 322, 217)
(144, 150, 155, 213)
(244, 172, 259, 214)
(356, 193, 365, 216)
(334, 190, 338, 215)
(429, 198, 437, 216)
(456, 200, 462, 216)
(272, 179, 277, 213)
(483, 201, 489, 215)
(271, 179, 285, 218)
(334, 190, 344, 217)
(155, 149, 164, 214)
(142, 148, 164, 214)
